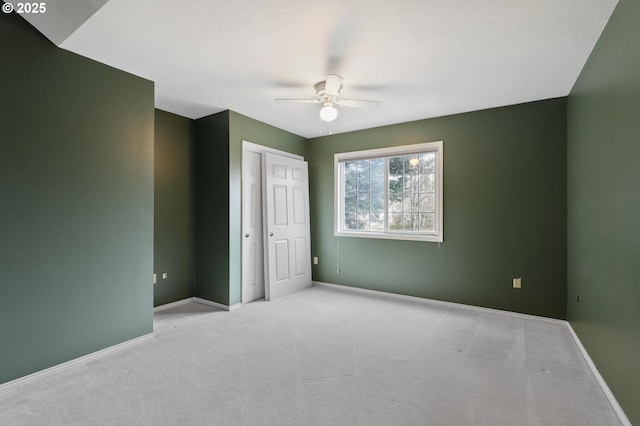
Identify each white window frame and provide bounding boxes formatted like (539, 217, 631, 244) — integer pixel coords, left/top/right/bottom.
(334, 141, 443, 242)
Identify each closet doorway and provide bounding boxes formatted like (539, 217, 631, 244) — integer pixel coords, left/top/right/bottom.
(241, 141, 311, 304)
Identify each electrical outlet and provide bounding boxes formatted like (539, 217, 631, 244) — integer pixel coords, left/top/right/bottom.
(162, 271, 168, 280)
(513, 277, 522, 289)
(153, 273, 157, 285)
(313, 256, 318, 265)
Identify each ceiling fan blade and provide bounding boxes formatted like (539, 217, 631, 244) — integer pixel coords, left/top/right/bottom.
(336, 99, 381, 108)
(274, 98, 319, 104)
(324, 74, 342, 97)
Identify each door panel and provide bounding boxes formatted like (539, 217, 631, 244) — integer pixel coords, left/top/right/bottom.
(242, 150, 265, 303)
(273, 185, 289, 226)
(272, 162, 287, 179)
(293, 237, 307, 277)
(292, 166, 304, 181)
(274, 240, 290, 282)
(249, 184, 259, 227)
(292, 187, 305, 224)
(264, 153, 311, 300)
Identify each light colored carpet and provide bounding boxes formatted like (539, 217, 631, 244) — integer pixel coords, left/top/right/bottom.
(0, 284, 621, 425)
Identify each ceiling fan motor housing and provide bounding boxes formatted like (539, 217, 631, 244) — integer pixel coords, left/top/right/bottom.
(314, 81, 340, 103)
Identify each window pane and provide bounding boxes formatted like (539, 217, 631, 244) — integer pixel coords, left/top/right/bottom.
(419, 213, 436, 233)
(403, 193, 420, 213)
(344, 194, 357, 213)
(420, 194, 435, 212)
(344, 212, 357, 230)
(389, 213, 403, 230)
(370, 213, 384, 231)
(388, 157, 403, 218)
(403, 213, 419, 231)
(344, 161, 357, 175)
(344, 162, 357, 196)
(370, 158, 384, 177)
(421, 153, 436, 173)
(388, 174, 403, 196)
(389, 157, 403, 175)
(388, 194, 402, 213)
(420, 173, 436, 193)
(388, 152, 437, 233)
(403, 156, 420, 175)
(403, 174, 419, 193)
(371, 194, 385, 212)
(357, 193, 370, 212)
(356, 160, 370, 179)
(357, 172, 369, 191)
(370, 177, 384, 195)
(357, 213, 369, 231)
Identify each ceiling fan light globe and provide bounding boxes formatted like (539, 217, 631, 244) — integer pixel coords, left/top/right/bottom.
(320, 105, 338, 122)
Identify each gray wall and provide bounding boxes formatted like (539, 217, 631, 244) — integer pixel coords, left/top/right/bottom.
(308, 99, 567, 319)
(154, 109, 195, 306)
(567, 0, 639, 423)
(0, 12, 154, 384)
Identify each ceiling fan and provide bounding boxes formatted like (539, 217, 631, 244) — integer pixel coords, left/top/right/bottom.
(275, 74, 380, 122)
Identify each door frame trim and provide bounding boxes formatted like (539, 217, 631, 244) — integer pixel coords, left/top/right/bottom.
(241, 141, 303, 305)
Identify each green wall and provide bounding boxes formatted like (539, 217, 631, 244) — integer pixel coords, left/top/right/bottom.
(154, 109, 195, 306)
(308, 99, 567, 319)
(0, 13, 154, 384)
(194, 111, 230, 304)
(567, 0, 639, 423)
(228, 111, 307, 305)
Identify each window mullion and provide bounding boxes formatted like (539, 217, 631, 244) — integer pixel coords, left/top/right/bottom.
(384, 157, 389, 233)
(339, 162, 345, 232)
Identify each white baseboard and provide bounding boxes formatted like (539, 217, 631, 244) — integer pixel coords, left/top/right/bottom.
(0, 333, 155, 393)
(566, 323, 631, 426)
(312, 281, 566, 325)
(153, 298, 193, 312)
(155, 297, 242, 312)
(312, 281, 630, 425)
(193, 297, 239, 312)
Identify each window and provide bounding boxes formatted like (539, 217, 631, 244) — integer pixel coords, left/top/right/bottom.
(334, 141, 443, 242)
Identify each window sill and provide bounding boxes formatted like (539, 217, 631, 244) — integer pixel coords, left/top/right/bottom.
(335, 230, 443, 243)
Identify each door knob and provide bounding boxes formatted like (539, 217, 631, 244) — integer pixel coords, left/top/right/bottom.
(245, 233, 249, 238)
(269, 232, 273, 237)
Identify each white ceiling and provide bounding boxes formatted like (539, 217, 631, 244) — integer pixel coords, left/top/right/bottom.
(22, 0, 618, 138)
(17, 0, 108, 44)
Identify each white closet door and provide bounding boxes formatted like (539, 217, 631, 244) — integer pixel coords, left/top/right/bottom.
(263, 152, 311, 300)
(242, 149, 265, 303)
